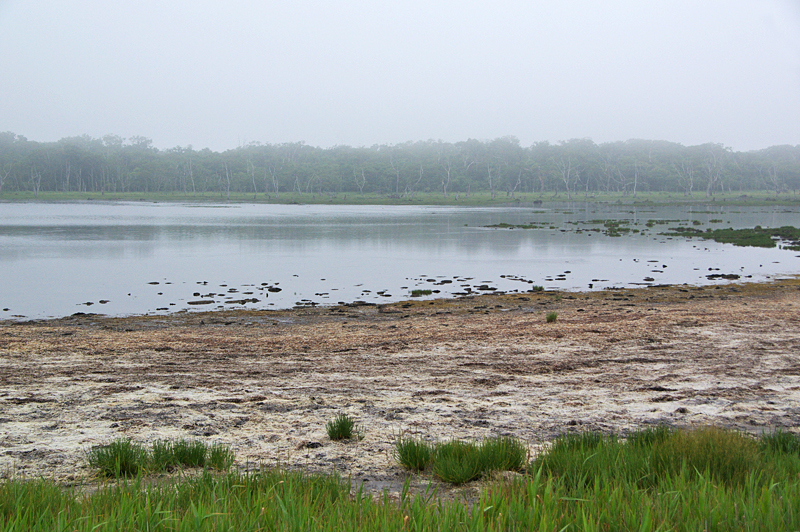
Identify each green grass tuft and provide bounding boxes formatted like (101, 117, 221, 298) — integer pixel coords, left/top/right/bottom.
(760, 429, 800, 455)
(478, 436, 527, 472)
(545, 312, 558, 323)
(394, 435, 434, 471)
(149, 439, 178, 472)
(87, 438, 235, 477)
(86, 439, 149, 478)
(208, 442, 236, 470)
(402, 436, 528, 483)
(433, 440, 482, 484)
(326, 413, 360, 441)
(651, 426, 759, 485)
(410, 289, 433, 297)
(171, 439, 208, 468)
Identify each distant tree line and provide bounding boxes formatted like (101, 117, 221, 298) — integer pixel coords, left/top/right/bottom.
(1, 132, 798, 199)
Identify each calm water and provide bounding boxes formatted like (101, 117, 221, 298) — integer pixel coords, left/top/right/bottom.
(1, 201, 798, 319)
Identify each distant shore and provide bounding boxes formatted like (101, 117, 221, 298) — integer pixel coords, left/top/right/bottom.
(2, 190, 800, 207)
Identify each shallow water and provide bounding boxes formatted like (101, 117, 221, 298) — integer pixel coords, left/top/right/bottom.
(0, 201, 798, 318)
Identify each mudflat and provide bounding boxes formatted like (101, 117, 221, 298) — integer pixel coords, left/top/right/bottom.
(2, 279, 800, 493)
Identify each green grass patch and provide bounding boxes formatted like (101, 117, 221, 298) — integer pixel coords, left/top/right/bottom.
(396, 436, 528, 484)
(393, 435, 434, 472)
(663, 225, 800, 248)
(410, 289, 433, 297)
(761, 428, 800, 455)
(533, 425, 796, 490)
(170, 439, 208, 468)
(545, 312, 558, 323)
(478, 435, 527, 472)
(326, 413, 361, 441)
(8, 426, 800, 530)
(485, 222, 540, 229)
(86, 438, 235, 477)
(432, 440, 483, 484)
(208, 442, 236, 470)
(86, 439, 149, 478)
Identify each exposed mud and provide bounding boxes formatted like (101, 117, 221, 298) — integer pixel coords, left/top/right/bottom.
(2, 279, 800, 497)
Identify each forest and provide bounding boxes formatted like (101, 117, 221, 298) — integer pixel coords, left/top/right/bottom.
(0, 132, 798, 199)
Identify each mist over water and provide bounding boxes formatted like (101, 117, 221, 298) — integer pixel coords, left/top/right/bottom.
(0, 202, 798, 319)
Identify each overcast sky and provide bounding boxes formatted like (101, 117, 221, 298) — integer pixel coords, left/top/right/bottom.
(1, 1, 798, 152)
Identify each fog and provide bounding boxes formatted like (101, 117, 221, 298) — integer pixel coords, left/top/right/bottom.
(1, 0, 798, 152)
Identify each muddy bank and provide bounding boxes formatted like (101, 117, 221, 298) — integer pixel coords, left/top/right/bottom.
(2, 280, 800, 495)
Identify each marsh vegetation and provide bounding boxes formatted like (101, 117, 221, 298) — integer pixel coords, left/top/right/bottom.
(5, 426, 800, 530)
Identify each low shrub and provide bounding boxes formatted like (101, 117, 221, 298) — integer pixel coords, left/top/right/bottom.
(546, 312, 558, 323)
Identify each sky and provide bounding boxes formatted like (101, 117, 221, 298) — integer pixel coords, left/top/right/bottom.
(1, 0, 798, 152)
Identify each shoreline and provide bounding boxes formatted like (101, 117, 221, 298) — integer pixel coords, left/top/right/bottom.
(3, 191, 800, 207)
(2, 279, 800, 496)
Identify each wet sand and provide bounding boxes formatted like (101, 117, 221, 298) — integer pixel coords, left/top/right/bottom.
(2, 279, 800, 495)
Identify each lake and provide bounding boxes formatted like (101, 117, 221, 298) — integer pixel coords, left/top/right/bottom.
(0, 201, 798, 319)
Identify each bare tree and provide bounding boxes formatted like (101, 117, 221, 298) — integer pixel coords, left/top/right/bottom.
(0, 163, 10, 193)
(304, 172, 318, 194)
(63, 160, 71, 192)
(221, 162, 231, 200)
(353, 166, 366, 195)
(404, 165, 424, 197)
(389, 152, 402, 195)
(459, 151, 476, 197)
(437, 146, 453, 197)
(555, 156, 579, 200)
(506, 169, 522, 197)
(267, 161, 281, 197)
(697, 144, 729, 197)
(672, 159, 695, 197)
(186, 149, 195, 194)
(30, 164, 42, 197)
(486, 161, 496, 199)
(247, 157, 257, 199)
(762, 165, 782, 196)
